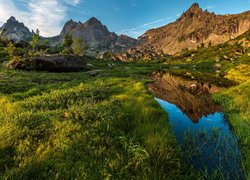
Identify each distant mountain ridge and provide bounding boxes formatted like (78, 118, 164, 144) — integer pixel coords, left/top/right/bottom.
(0, 16, 137, 54)
(59, 17, 137, 53)
(135, 3, 250, 55)
(1, 3, 249, 59)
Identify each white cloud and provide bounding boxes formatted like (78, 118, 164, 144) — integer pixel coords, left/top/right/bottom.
(141, 19, 165, 27)
(0, 0, 81, 37)
(64, 0, 81, 6)
(28, 0, 67, 37)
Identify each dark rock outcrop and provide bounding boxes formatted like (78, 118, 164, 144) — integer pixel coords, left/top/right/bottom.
(8, 55, 87, 72)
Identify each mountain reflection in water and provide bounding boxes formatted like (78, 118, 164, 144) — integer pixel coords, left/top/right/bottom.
(155, 97, 244, 179)
(149, 73, 222, 123)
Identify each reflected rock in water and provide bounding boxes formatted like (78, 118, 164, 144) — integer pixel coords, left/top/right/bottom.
(149, 73, 222, 123)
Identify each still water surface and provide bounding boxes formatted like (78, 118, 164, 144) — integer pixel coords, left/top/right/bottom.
(155, 98, 245, 179)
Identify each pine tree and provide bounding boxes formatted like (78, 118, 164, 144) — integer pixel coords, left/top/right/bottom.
(63, 34, 73, 49)
(72, 38, 86, 56)
(30, 29, 41, 51)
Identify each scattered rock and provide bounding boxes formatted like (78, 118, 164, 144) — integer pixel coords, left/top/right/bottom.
(87, 63, 94, 67)
(215, 70, 221, 74)
(215, 56, 220, 62)
(214, 63, 222, 69)
(223, 55, 229, 60)
(86, 70, 104, 76)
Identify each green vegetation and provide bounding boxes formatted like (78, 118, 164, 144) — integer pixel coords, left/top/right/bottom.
(72, 38, 86, 56)
(63, 33, 73, 54)
(0, 58, 200, 179)
(213, 65, 250, 177)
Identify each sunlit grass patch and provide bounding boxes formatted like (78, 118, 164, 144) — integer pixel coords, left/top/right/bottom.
(0, 71, 198, 179)
(213, 81, 250, 177)
(225, 64, 250, 84)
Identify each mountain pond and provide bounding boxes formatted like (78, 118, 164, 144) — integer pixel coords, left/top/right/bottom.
(149, 73, 245, 179)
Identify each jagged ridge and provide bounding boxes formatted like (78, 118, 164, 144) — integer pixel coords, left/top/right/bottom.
(0, 16, 32, 42)
(136, 3, 250, 55)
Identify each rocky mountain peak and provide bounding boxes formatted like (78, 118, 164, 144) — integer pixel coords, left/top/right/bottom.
(0, 16, 32, 42)
(180, 3, 203, 19)
(58, 17, 137, 54)
(87, 17, 99, 24)
(124, 5, 250, 59)
(84, 17, 106, 28)
(60, 19, 79, 36)
(188, 3, 201, 12)
(8, 16, 17, 22)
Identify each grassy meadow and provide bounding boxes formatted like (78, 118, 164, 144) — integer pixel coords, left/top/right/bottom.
(0, 60, 200, 179)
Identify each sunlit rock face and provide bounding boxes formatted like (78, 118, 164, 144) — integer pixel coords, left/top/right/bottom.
(133, 3, 250, 55)
(149, 73, 222, 123)
(0, 16, 32, 42)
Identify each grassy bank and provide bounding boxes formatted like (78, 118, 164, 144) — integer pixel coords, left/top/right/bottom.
(0, 62, 198, 179)
(213, 65, 250, 178)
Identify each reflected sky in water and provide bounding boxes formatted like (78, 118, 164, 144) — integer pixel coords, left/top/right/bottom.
(155, 98, 245, 179)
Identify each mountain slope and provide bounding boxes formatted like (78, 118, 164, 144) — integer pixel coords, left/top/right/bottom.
(136, 3, 250, 55)
(0, 16, 32, 42)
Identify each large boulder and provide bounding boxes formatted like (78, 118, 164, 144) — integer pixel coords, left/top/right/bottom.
(8, 55, 87, 72)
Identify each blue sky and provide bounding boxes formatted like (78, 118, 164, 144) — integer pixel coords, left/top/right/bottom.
(0, 0, 249, 37)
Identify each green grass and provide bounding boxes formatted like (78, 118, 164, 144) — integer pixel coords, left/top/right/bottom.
(0, 61, 199, 179)
(213, 77, 250, 178)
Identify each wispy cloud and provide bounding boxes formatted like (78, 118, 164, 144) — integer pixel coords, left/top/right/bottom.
(118, 17, 172, 38)
(64, 0, 82, 6)
(176, 13, 182, 17)
(0, 0, 81, 37)
(205, 5, 217, 10)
